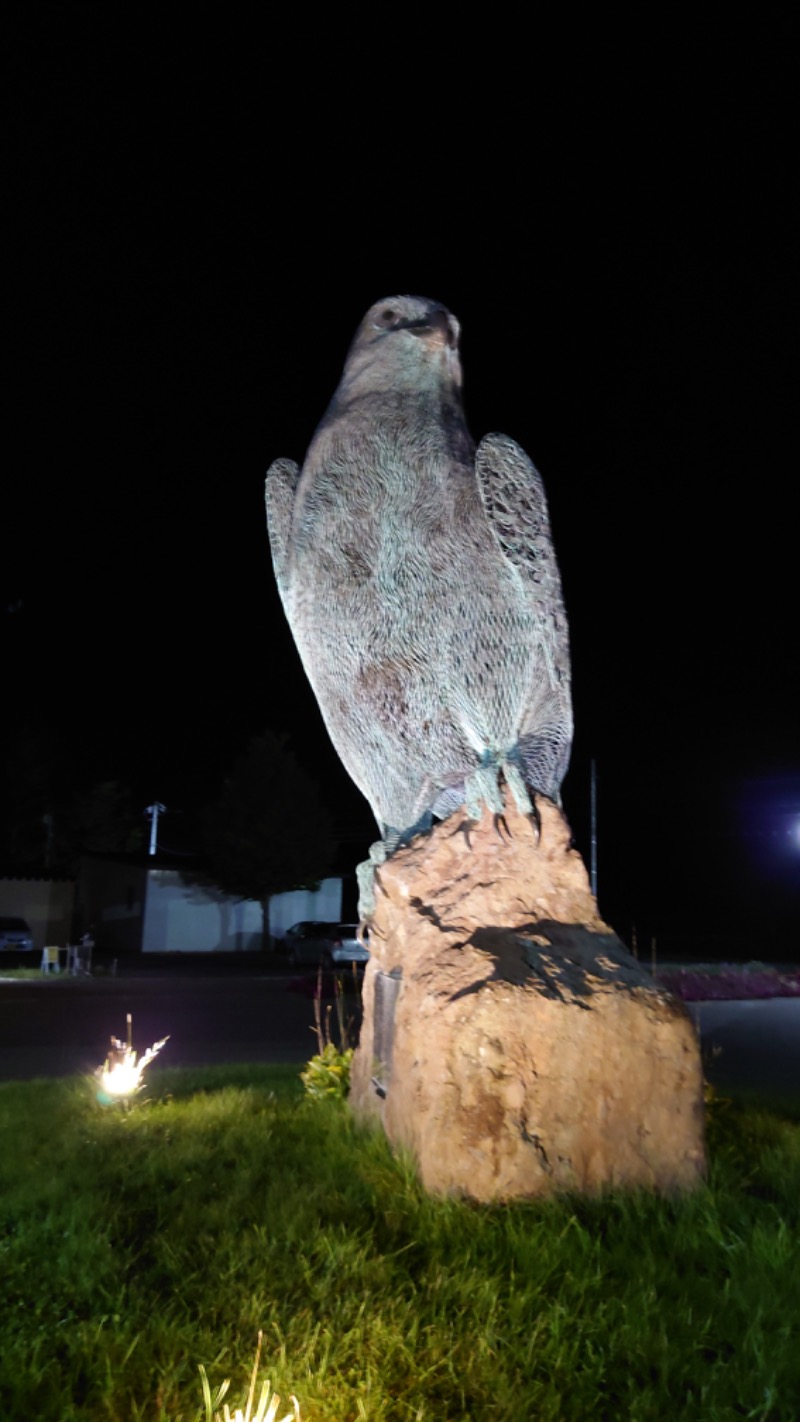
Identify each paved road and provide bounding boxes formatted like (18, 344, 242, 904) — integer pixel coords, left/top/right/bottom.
(0, 974, 329, 1082)
(691, 998, 800, 1095)
(0, 975, 798, 1097)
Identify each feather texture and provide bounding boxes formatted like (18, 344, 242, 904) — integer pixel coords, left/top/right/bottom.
(265, 296, 573, 849)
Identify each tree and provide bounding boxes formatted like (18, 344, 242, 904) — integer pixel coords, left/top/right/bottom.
(0, 721, 62, 872)
(71, 779, 145, 857)
(201, 729, 337, 946)
(0, 721, 143, 874)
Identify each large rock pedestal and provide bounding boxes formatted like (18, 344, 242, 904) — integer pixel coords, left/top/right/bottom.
(350, 793, 706, 1201)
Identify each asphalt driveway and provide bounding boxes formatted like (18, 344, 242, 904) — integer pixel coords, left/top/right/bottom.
(0, 974, 323, 1082)
(691, 997, 800, 1095)
(0, 973, 797, 1097)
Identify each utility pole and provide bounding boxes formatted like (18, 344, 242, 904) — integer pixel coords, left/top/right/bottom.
(145, 802, 167, 856)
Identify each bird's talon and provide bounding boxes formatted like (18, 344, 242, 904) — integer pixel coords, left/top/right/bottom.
(502, 761, 534, 817)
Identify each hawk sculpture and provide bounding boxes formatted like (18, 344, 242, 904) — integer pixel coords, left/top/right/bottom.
(266, 296, 572, 913)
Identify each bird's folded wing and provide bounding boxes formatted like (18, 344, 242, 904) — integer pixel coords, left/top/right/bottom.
(265, 458, 301, 600)
(474, 433, 560, 594)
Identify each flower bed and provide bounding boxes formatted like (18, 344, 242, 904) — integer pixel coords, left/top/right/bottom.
(656, 961, 800, 1002)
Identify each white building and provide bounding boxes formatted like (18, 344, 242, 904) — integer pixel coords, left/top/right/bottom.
(78, 853, 342, 954)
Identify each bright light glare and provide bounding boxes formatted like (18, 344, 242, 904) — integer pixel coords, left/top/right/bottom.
(98, 1036, 169, 1099)
(199, 1331, 301, 1422)
(221, 1396, 300, 1422)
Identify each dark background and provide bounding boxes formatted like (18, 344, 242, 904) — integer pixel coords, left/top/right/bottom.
(4, 17, 797, 949)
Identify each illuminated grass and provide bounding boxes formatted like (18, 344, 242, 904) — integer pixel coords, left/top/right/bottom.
(0, 1065, 798, 1419)
(0, 966, 73, 981)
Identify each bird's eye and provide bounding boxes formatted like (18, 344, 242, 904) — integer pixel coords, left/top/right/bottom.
(378, 308, 397, 326)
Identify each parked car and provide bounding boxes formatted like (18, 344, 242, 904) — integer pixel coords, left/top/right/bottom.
(0, 916, 35, 951)
(281, 921, 370, 968)
(275, 920, 332, 957)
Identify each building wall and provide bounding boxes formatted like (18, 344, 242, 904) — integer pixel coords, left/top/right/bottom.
(268, 877, 343, 941)
(79, 858, 146, 954)
(143, 871, 264, 951)
(0, 877, 75, 949)
(77, 857, 344, 953)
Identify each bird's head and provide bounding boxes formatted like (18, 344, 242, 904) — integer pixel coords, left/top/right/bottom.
(363, 296, 460, 351)
(340, 296, 463, 397)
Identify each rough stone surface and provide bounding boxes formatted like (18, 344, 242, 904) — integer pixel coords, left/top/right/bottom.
(350, 792, 707, 1201)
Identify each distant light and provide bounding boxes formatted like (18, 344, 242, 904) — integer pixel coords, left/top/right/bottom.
(735, 774, 800, 884)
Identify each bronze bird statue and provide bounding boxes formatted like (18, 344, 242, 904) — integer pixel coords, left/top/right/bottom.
(265, 296, 572, 914)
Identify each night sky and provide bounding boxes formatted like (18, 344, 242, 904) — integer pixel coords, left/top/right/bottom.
(5, 20, 797, 950)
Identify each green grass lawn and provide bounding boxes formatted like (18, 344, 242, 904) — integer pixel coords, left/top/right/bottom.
(1, 1064, 798, 1421)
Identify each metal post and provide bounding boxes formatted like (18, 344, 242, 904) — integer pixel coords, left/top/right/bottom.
(146, 802, 166, 856)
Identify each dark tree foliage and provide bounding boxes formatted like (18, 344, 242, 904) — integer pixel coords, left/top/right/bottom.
(0, 722, 62, 872)
(0, 721, 143, 874)
(202, 729, 337, 905)
(73, 781, 144, 858)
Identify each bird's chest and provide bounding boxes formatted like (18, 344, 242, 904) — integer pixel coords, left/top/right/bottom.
(293, 440, 479, 596)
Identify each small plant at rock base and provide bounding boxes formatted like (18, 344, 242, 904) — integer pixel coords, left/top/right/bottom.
(300, 1040, 354, 1099)
(300, 967, 357, 1099)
